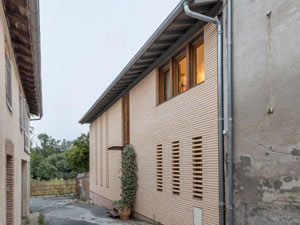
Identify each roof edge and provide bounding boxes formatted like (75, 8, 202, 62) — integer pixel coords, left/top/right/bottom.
(28, 0, 43, 117)
(79, 0, 190, 124)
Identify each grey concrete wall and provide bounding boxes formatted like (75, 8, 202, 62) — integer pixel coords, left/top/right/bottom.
(231, 0, 300, 224)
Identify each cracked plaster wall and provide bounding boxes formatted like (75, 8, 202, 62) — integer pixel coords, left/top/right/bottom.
(230, 0, 300, 224)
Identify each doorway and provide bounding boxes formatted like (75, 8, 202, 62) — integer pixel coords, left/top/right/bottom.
(21, 160, 29, 219)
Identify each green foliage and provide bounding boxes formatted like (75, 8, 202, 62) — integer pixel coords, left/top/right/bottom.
(35, 160, 58, 180)
(38, 213, 45, 225)
(30, 151, 45, 179)
(80, 197, 87, 202)
(65, 133, 89, 173)
(22, 217, 30, 225)
(30, 132, 89, 180)
(33, 133, 72, 158)
(113, 145, 138, 211)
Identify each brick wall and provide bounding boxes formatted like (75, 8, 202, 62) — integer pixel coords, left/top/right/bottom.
(5, 140, 14, 225)
(89, 23, 218, 225)
(129, 23, 218, 225)
(89, 99, 123, 205)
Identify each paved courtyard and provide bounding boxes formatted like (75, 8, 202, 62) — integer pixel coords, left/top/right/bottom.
(30, 196, 151, 225)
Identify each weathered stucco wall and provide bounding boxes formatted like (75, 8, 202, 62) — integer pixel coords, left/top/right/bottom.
(0, 2, 30, 225)
(231, 0, 300, 224)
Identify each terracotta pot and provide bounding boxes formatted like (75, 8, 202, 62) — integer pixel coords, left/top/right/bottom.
(118, 206, 131, 220)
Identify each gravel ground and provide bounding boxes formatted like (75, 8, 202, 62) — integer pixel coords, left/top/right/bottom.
(30, 196, 151, 225)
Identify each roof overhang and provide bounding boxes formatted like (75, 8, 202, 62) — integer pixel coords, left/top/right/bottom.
(2, 0, 42, 117)
(80, 0, 222, 124)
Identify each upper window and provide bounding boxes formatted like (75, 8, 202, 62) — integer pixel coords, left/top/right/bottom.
(194, 39, 205, 85)
(19, 95, 30, 153)
(158, 64, 172, 103)
(158, 37, 205, 104)
(176, 53, 188, 94)
(6, 53, 12, 111)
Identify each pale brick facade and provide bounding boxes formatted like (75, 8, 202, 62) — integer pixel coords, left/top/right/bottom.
(89, 23, 219, 225)
(83, 1, 300, 224)
(89, 99, 123, 208)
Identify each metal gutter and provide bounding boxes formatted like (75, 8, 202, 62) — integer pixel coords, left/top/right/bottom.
(183, 1, 225, 225)
(28, 0, 43, 118)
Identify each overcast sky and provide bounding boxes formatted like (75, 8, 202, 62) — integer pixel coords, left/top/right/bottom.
(31, 0, 181, 141)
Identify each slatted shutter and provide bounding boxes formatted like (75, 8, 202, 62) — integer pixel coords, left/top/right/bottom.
(24, 101, 30, 153)
(156, 144, 163, 191)
(172, 141, 180, 195)
(192, 136, 203, 199)
(6, 54, 12, 110)
(19, 96, 24, 130)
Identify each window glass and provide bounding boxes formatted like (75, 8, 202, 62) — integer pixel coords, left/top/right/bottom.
(164, 70, 171, 100)
(196, 44, 205, 84)
(178, 57, 187, 93)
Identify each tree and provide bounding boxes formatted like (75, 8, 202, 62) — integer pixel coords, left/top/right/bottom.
(33, 133, 72, 158)
(46, 153, 75, 179)
(35, 160, 58, 180)
(30, 132, 89, 180)
(30, 151, 45, 179)
(66, 133, 89, 173)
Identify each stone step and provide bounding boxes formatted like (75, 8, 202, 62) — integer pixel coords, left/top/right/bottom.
(107, 210, 119, 218)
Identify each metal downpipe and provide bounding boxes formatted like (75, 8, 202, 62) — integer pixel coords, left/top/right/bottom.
(227, 0, 234, 224)
(183, 2, 225, 225)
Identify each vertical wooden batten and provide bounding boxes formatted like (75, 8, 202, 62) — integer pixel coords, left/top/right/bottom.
(122, 93, 130, 145)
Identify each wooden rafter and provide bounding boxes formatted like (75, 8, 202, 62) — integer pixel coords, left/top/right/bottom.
(2, 0, 40, 115)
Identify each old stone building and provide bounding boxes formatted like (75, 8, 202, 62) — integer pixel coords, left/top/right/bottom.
(0, 0, 42, 224)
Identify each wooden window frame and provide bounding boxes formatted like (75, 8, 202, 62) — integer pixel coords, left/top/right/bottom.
(174, 51, 188, 95)
(157, 35, 204, 104)
(158, 62, 172, 104)
(191, 38, 205, 87)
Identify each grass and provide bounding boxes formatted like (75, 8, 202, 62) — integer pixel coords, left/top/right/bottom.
(79, 197, 87, 202)
(38, 213, 45, 225)
(22, 217, 30, 225)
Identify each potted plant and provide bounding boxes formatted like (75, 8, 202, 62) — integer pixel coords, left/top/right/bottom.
(113, 145, 138, 220)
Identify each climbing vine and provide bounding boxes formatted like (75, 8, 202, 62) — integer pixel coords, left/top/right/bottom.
(113, 144, 138, 210)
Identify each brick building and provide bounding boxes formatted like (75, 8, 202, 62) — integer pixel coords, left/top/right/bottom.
(80, 0, 300, 225)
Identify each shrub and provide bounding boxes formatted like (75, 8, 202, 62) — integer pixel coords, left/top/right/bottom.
(113, 145, 138, 211)
(38, 213, 45, 225)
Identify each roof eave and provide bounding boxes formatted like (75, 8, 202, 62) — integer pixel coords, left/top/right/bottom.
(79, 0, 222, 124)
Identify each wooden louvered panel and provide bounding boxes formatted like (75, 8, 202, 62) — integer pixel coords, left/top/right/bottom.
(192, 136, 203, 199)
(172, 141, 180, 195)
(156, 144, 163, 191)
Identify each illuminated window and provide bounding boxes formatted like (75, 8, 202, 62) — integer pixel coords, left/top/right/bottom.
(157, 36, 205, 105)
(194, 40, 205, 84)
(177, 56, 187, 93)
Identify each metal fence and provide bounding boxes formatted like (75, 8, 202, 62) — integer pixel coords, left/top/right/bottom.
(30, 179, 76, 196)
